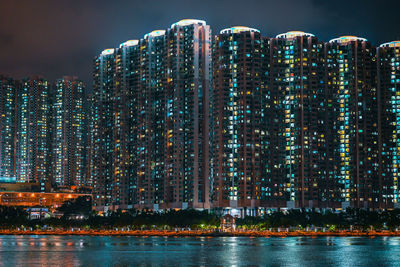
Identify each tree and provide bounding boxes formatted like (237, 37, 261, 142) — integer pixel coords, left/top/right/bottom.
(57, 196, 92, 217)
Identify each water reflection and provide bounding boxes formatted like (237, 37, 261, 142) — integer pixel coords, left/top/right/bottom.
(0, 235, 399, 266)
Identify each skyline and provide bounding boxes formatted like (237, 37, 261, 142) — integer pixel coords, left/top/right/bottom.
(86, 19, 399, 212)
(0, 0, 400, 87)
(1, 18, 400, 211)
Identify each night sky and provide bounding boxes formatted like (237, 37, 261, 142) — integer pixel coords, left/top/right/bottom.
(0, 0, 399, 89)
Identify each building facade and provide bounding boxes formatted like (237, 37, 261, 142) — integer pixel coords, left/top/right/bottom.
(0, 191, 91, 210)
(0, 76, 17, 181)
(378, 41, 400, 208)
(164, 20, 212, 209)
(92, 48, 117, 209)
(212, 27, 263, 213)
(326, 36, 379, 209)
(134, 31, 167, 210)
(266, 31, 326, 209)
(15, 77, 51, 191)
(53, 77, 86, 187)
(115, 40, 141, 209)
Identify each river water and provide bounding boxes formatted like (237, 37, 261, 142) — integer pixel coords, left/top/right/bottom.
(0, 235, 399, 266)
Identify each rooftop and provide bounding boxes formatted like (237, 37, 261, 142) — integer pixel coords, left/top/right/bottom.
(101, 48, 114, 56)
(329, 36, 367, 43)
(380, 41, 400, 48)
(220, 26, 260, 34)
(119, 40, 139, 48)
(171, 19, 206, 28)
(144, 30, 166, 39)
(276, 31, 315, 39)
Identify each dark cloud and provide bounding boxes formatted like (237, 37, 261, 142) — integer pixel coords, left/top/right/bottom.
(0, 0, 399, 88)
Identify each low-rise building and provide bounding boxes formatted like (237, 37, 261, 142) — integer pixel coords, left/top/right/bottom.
(0, 191, 91, 211)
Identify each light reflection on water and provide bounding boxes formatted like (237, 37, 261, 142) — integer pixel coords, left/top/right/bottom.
(0, 235, 399, 266)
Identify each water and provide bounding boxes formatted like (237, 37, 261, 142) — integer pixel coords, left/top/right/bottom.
(0, 235, 399, 266)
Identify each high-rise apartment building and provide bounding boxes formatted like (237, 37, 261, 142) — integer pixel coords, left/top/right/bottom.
(133, 30, 167, 209)
(378, 40, 400, 208)
(266, 31, 326, 209)
(326, 36, 379, 209)
(114, 39, 140, 208)
(164, 19, 212, 209)
(15, 76, 51, 191)
(0, 76, 17, 181)
(92, 48, 117, 209)
(53, 77, 86, 187)
(212, 26, 263, 214)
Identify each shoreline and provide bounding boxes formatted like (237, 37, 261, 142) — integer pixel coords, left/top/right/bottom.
(1, 230, 400, 237)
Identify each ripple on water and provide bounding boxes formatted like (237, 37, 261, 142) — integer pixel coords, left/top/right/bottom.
(0, 235, 399, 266)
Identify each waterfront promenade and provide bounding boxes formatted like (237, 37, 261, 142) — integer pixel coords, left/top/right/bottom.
(1, 229, 400, 237)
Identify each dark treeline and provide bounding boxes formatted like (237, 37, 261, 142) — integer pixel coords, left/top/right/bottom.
(0, 207, 220, 230)
(2, 198, 400, 230)
(236, 209, 400, 231)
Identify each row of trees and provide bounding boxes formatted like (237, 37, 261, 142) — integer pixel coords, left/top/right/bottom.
(2, 197, 400, 230)
(235, 209, 400, 230)
(0, 207, 220, 230)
